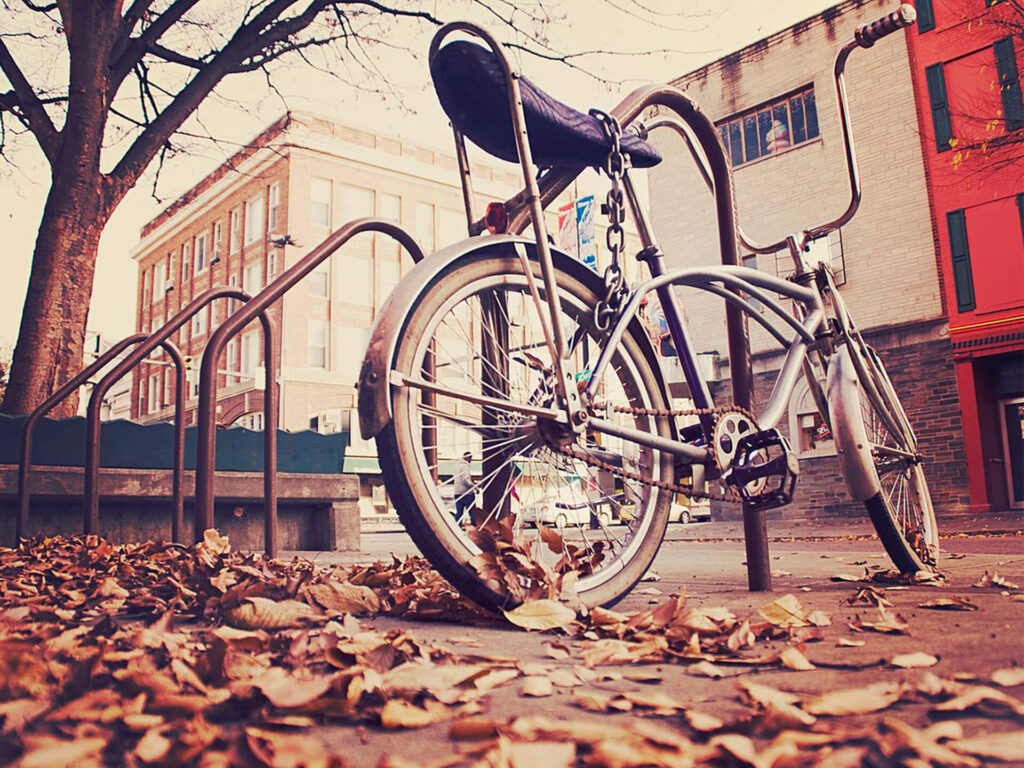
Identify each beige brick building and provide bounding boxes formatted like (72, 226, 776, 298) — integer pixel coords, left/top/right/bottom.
(131, 112, 642, 512)
(648, 0, 969, 516)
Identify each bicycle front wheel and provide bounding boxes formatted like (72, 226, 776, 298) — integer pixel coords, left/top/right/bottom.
(376, 247, 674, 610)
(829, 341, 939, 572)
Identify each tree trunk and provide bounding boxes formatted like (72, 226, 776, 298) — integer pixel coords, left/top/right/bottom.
(1, 178, 107, 417)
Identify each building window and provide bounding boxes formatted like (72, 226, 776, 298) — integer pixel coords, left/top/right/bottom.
(916, 0, 935, 32)
(188, 354, 202, 399)
(241, 331, 259, 376)
(311, 177, 332, 227)
(344, 257, 373, 305)
(717, 87, 819, 167)
(235, 412, 264, 431)
(194, 233, 208, 273)
(994, 37, 1024, 133)
(227, 338, 239, 385)
(946, 209, 976, 312)
(142, 269, 150, 306)
(148, 372, 161, 414)
(776, 229, 846, 285)
(925, 63, 954, 152)
(337, 326, 369, 382)
(415, 202, 435, 251)
(245, 194, 264, 245)
(229, 208, 241, 253)
(181, 243, 191, 282)
(191, 305, 209, 337)
(378, 193, 401, 257)
(308, 319, 328, 368)
(379, 259, 400, 303)
(213, 221, 223, 261)
(243, 259, 263, 296)
(152, 262, 165, 296)
(267, 249, 277, 279)
(438, 208, 466, 249)
(268, 182, 281, 232)
(309, 264, 329, 298)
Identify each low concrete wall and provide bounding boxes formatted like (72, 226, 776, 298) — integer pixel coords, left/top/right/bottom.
(0, 465, 360, 552)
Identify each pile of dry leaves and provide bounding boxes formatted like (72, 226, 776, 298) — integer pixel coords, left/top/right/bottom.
(0, 530, 1021, 767)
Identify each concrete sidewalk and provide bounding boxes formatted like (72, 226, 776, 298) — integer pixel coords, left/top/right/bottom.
(284, 523, 1024, 767)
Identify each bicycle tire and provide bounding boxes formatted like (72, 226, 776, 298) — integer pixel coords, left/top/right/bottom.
(829, 341, 939, 572)
(376, 248, 673, 610)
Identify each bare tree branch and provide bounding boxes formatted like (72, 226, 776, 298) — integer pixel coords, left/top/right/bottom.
(0, 35, 59, 163)
(109, 0, 202, 90)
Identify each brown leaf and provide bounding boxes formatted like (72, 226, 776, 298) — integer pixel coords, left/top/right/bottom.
(991, 668, 1024, 687)
(225, 597, 324, 630)
(503, 600, 576, 632)
(950, 730, 1024, 762)
(19, 736, 107, 768)
(933, 685, 1024, 717)
(918, 596, 979, 611)
(305, 581, 380, 616)
(449, 716, 500, 741)
(757, 594, 809, 627)
(804, 682, 904, 715)
(135, 729, 172, 763)
(779, 646, 816, 671)
(520, 676, 553, 697)
(253, 668, 338, 708)
(891, 651, 939, 669)
(379, 699, 452, 729)
(973, 572, 1021, 590)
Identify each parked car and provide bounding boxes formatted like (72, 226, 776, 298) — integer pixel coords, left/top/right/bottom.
(669, 497, 712, 524)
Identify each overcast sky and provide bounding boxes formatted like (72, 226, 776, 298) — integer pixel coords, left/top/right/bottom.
(0, 0, 848, 351)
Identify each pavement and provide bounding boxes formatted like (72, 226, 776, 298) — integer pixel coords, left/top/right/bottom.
(281, 516, 1024, 767)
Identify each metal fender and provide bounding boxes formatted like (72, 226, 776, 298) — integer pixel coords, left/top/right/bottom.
(825, 345, 881, 501)
(357, 234, 672, 441)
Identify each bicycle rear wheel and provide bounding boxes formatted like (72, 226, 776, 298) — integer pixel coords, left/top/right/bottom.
(829, 341, 939, 572)
(376, 247, 673, 610)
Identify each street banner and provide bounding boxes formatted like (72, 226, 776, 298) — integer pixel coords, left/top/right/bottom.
(575, 195, 597, 272)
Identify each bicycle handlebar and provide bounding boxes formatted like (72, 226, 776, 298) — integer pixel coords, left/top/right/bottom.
(855, 4, 917, 48)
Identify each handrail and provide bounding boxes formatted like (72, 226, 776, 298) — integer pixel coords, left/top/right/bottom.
(194, 218, 423, 557)
(15, 333, 184, 540)
(84, 338, 186, 541)
(83, 287, 272, 548)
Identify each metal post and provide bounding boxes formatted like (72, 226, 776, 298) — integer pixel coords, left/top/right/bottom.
(16, 333, 146, 541)
(194, 219, 423, 556)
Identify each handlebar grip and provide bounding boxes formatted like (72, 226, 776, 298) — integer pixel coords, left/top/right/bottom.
(855, 4, 916, 48)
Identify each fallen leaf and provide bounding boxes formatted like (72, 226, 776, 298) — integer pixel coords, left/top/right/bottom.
(379, 699, 451, 729)
(225, 597, 323, 630)
(503, 600, 576, 632)
(836, 637, 866, 647)
(950, 730, 1024, 762)
(918, 596, 979, 611)
(991, 668, 1024, 688)
(933, 685, 1024, 717)
(891, 651, 939, 669)
(804, 682, 904, 715)
(305, 581, 381, 615)
(520, 676, 553, 697)
(757, 594, 809, 627)
(780, 646, 816, 671)
(973, 572, 1020, 590)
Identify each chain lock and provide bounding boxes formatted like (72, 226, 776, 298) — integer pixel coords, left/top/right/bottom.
(590, 109, 630, 333)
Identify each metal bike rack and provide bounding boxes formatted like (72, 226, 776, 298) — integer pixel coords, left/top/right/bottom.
(83, 287, 274, 548)
(16, 333, 186, 541)
(194, 218, 423, 558)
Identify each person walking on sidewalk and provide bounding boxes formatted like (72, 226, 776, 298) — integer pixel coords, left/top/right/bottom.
(453, 451, 476, 526)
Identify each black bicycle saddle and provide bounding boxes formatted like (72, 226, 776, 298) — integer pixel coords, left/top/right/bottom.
(431, 40, 662, 169)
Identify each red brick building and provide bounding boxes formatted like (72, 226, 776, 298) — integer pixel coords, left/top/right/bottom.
(906, 0, 1024, 511)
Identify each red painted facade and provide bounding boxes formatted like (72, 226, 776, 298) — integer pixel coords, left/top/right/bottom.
(905, 0, 1024, 512)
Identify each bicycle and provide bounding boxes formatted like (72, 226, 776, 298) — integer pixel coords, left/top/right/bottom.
(356, 4, 938, 610)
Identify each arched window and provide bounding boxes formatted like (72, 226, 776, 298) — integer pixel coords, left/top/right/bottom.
(788, 380, 834, 457)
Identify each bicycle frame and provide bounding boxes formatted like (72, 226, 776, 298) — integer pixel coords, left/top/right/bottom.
(419, 10, 915, 466)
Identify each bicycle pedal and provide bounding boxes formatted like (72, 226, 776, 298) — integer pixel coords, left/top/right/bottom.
(722, 429, 799, 511)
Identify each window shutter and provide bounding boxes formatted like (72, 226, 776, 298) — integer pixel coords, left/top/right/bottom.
(1017, 193, 1024, 245)
(946, 209, 976, 312)
(994, 38, 1024, 132)
(916, 0, 935, 32)
(925, 63, 953, 152)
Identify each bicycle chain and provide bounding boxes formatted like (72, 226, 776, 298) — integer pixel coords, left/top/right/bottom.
(555, 403, 760, 504)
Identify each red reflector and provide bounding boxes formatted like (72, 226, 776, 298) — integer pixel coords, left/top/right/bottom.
(485, 202, 509, 234)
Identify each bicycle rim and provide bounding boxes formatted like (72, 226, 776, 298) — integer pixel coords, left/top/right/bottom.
(852, 343, 939, 571)
(379, 251, 673, 609)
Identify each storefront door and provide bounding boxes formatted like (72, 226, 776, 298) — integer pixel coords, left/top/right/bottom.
(999, 397, 1024, 509)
